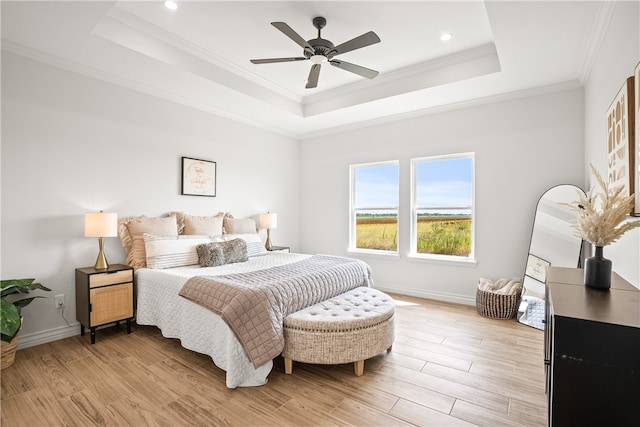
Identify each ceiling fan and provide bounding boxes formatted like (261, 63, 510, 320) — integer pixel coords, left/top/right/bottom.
(250, 16, 381, 89)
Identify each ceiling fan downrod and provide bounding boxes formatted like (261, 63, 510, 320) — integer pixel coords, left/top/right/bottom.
(313, 16, 326, 37)
(307, 16, 334, 63)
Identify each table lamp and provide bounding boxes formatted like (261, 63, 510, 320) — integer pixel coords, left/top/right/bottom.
(260, 212, 278, 250)
(85, 211, 118, 269)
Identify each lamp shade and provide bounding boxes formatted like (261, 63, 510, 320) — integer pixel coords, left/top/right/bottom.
(84, 212, 118, 237)
(260, 212, 277, 229)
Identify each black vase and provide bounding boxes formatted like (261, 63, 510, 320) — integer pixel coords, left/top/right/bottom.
(584, 246, 612, 290)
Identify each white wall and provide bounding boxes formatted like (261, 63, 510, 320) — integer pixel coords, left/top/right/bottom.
(299, 89, 585, 304)
(584, 1, 640, 287)
(1, 52, 300, 346)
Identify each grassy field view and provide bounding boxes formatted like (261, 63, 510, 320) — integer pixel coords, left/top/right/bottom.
(356, 214, 471, 256)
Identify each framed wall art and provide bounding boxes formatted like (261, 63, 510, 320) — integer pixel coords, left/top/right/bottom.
(181, 156, 216, 197)
(606, 76, 635, 214)
(634, 62, 640, 216)
(525, 254, 550, 283)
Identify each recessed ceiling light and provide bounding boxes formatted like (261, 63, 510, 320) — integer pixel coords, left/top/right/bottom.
(440, 33, 453, 41)
(164, 1, 178, 11)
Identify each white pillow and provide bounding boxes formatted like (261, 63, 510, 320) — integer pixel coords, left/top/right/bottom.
(223, 233, 268, 257)
(144, 234, 221, 269)
(170, 211, 225, 236)
(223, 217, 257, 234)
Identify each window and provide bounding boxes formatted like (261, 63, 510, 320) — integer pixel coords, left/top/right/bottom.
(411, 153, 474, 259)
(349, 161, 399, 253)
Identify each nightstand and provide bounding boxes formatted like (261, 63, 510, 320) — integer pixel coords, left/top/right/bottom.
(267, 246, 290, 253)
(75, 264, 134, 344)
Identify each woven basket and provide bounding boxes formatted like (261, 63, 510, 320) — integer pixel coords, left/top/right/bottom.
(1, 331, 20, 369)
(476, 288, 521, 319)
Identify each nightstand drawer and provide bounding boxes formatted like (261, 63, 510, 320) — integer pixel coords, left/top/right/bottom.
(89, 270, 133, 288)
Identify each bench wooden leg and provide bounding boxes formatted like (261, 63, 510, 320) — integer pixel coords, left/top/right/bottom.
(354, 360, 364, 376)
(284, 358, 293, 375)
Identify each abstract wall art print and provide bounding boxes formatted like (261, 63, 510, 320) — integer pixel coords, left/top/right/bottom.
(606, 76, 635, 215)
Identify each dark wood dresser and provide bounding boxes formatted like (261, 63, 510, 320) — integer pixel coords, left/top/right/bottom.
(545, 267, 640, 426)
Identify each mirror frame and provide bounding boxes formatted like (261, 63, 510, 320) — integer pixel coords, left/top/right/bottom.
(518, 184, 585, 329)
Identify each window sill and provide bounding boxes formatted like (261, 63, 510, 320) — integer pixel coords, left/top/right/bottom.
(407, 253, 477, 267)
(347, 249, 400, 259)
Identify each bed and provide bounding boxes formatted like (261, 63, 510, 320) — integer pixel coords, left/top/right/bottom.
(121, 212, 372, 388)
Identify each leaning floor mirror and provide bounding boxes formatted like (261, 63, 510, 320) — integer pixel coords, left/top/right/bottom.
(518, 184, 585, 330)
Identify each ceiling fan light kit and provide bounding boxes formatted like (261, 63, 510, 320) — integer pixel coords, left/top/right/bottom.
(250, 16, 381, 89)
(310, 55, 328, 65)
(440, 32, 453, 41)
(163, 1, 178, 11)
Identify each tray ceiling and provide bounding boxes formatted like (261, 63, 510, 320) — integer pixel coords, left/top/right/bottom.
(1, 1, 606, 138)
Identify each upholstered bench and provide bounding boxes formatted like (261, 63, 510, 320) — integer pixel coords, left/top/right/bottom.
(282, 286, 395, 376)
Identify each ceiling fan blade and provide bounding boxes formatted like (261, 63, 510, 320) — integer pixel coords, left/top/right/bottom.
(305, 64, 321, 89)
(329, 60, 379, 79)
(331, 31, 380, 56)
(250, 57, 307, 64)
(271, 22, 314, 53)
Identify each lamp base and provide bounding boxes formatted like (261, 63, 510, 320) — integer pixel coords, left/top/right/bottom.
(265, 229, 273, 250)
(94, 237, 109, 270)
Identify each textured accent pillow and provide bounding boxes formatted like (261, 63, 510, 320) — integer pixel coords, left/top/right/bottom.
(171, 211, 225, 236)
(196, 238, 248, 267)
(196, 243, 224, 267)
(118, 215, 179, 268)
(144, 234, 216, 269)
(223, 233, 268, 257)
(223, 217, 257, 234)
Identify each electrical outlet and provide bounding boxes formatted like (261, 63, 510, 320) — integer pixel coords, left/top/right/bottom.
(54, 294, 66, 309)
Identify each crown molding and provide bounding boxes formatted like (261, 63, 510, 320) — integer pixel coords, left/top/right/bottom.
(303, 43, 500, 117)
(301, 79, 583, 140)
(105, 4, 303, 103)
(305, 43, 499, 105)
(578, 1, 616, 85)
(92, 10, 303, 117)
(3, 39, 582, 142)
(1, 40, 301, 139)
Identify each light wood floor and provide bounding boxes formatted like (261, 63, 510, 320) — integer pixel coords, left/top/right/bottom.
(1, 294, 547, 427)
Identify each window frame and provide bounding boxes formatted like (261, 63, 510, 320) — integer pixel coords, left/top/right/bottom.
(349, 160, 400, 256)
(409, 152, 476, 263)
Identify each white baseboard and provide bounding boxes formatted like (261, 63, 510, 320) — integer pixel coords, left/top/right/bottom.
(373, 283, 476, 306)
(16, 323, 80, 350)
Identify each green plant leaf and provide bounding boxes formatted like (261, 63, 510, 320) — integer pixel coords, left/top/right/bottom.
(2, 278, 36, 297)
(1, 278, 49, 342)
(1, 279, 50, 297)
(29, 282, 51, 292)
(0, 299, 20, 342)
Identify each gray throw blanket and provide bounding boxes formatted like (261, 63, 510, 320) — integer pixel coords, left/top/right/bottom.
(178, 255, 372, 367)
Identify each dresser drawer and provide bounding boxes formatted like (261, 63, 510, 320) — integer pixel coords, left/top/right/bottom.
(89, 270, 133, 288)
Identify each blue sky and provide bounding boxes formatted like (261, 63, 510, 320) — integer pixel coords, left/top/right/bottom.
(415, 157, 472, 207)
(354, 157, 472, 208)
(355, 164, 399, 207)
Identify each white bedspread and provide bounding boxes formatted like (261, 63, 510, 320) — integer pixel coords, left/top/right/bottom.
(135, 252, 312, 388)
